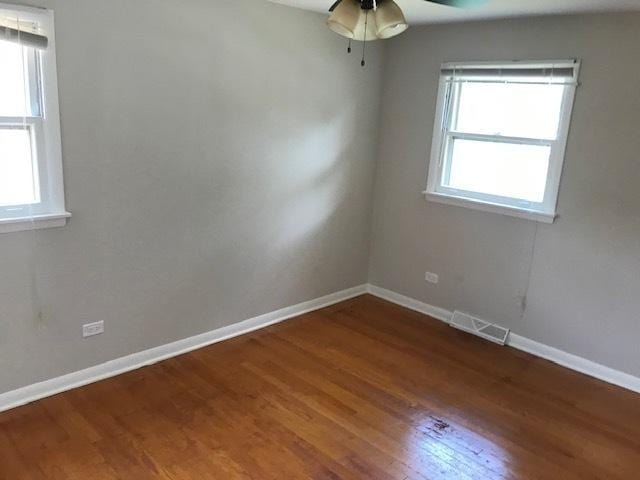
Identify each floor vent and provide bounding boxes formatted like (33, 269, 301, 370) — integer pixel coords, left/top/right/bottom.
(450, 311, 510, 345)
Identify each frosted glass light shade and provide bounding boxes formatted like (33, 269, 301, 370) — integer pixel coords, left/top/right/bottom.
(327, 0, 380, 41)
(375, 0, 408, 39)
(351, 10, 378, 41)
(327, 0, 407, 41)
(326, 0, 361, 39)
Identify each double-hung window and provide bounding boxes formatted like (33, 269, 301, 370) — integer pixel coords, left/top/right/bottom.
(0, 3, 68, 233)
(425, 60, 580, 223)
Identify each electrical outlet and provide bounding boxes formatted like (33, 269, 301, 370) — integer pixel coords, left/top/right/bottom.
(83, 320, 104, 338)
(425, 272, 439, 284)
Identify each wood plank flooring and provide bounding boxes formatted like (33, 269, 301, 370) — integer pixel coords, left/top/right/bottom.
(1, 294, 639, 479)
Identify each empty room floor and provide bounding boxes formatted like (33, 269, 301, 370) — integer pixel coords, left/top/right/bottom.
(1, 295, 639, 479)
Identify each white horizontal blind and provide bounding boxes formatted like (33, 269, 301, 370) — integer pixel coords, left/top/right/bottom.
(0, 14, 48, 49)
(441, 60, 579, 85)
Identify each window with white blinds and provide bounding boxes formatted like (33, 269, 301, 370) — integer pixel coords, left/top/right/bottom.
(425, 60, 580, 223)
(0, 3, 68, 233)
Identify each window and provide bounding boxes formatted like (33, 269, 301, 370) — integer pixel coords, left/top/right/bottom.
(0, 3, 68, 233)
(425, 60, 580, 223)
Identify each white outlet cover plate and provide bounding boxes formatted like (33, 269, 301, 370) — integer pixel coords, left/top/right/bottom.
(83, 321, 104, 338)
(425, 272, 439, 284)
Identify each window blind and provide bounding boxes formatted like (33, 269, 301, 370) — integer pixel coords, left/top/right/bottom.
(0, 18, 48, 49)
(441, 60, 579, 85)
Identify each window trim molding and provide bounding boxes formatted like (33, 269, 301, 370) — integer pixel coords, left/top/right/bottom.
(0, 211, 71, 234)
(0, 3, 69, 234)
(425, 59, 580, 223)
(423, 191, 556, 224)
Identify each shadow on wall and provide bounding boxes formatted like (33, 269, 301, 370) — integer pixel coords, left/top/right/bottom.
(92, 106, 363, 356)
(84, 1, 371, 343)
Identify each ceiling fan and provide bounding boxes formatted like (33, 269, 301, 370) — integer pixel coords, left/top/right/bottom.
(326, 0, 486, 65)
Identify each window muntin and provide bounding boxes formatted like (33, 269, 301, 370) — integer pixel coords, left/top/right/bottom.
(0, 39, 42, 212)
(0, 3, 67, 231)
(0, 41, 45, 215)
(426, 61, 579, 222)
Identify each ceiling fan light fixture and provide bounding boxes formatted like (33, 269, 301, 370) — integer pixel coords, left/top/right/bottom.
(374, 0, 408, 39)
(326, 0, 361, 39)
(351, 9, 378, 42)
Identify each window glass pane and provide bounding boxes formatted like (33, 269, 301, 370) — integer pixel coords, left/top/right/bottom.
(0, 39, 30, 117)
(0, 128, 39, 207)
(454, 82, 565, 140)
(444, 139, 550, 203)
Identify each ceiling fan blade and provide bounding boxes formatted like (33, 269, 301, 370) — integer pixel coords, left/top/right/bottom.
(328, 0, 344, 12)
(424, 0, 487, 7)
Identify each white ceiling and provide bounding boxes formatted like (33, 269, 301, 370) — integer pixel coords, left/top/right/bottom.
(269, 0, 640, 24)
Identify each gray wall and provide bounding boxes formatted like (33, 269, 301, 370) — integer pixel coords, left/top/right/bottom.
(369, 13, 640, 377)
(0, 0, 383, 393)
(3, 3, 638, 396)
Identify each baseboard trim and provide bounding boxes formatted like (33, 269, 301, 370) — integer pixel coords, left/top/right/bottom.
(366, 284, 452, 323)
(0, 284, 368, 413)
(507, 333, 640, 394)
(366, 284, 640, 395)
(3, 283, 637, 413)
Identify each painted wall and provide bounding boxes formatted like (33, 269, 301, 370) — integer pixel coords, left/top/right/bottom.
(369, 13, 640, 377)
(3, 3, 638, 396)
(0, 0, 383, 393)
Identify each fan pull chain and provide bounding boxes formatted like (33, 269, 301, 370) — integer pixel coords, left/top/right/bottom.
(347, 38, 352, 53)
(361, 9, 369, 67)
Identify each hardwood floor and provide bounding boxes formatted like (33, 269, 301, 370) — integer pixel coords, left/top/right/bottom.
(1, 294, 639, 479)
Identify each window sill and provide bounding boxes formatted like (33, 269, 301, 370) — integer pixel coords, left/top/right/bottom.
(0, 212, 72, 234)
(423, 192, 556, 224)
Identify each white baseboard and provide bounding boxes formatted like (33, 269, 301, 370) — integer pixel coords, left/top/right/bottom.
(367, 284, 452, 323)
(0, 284, 368, 413)
(3, 283, 637, 413)
(507, 333, 640, 394)
(366, 284, 640, 395)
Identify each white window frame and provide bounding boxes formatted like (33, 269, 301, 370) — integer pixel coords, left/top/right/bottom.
(0, 3, 69, 234)
(424, 60, 580, 223)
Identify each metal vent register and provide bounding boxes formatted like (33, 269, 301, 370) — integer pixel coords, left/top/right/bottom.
(450, 311, 510, 345)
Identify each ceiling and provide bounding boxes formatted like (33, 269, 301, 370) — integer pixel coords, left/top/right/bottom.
(268, 0, 640, 24)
